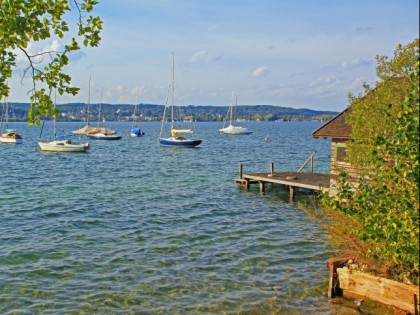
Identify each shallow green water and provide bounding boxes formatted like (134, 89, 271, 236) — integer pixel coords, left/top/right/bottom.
(0, 121, 333, 314)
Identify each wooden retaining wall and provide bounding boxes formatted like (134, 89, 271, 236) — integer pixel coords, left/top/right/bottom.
(328, 259, 419, 314)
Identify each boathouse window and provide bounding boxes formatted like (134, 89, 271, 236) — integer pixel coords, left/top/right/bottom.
(335, 143, 347, 162)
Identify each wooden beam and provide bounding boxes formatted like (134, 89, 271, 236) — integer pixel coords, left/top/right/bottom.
(298, 151, 316, 173)
(326, 258, 346, 298)
(337, 268, 419, 313)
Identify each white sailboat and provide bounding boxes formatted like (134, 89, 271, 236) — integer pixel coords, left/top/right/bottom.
(219, 91, 252, 135)
(159, 53, 202, 148)
(0, 97, 23, 144)
(38, 92, 89, 152)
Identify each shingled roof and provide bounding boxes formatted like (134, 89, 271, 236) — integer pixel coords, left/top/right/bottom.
(312, 107, 352, 139)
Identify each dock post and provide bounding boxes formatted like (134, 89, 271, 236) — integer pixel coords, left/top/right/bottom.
(270, 162, 274, 176)
(259, 181, 265, 193)
(311, 156, 314, 173)
(289, 186, 295, 201)
(239, 163, 243, 179)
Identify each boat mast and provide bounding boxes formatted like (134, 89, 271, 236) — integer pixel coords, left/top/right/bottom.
(230, 90, 235, 126)
(171, 52, 175, 127)
(132, 89, 138, 129)
(4, 97, 9, 129)
(53, 89, 57, 139)
(87, 75, 91, 126)
(98, 82, 103, 128)
(234, 93, 238, 127)
(0, 98, 3, 132)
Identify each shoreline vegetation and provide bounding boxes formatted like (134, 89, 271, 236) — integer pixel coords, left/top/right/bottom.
(2, 103, 337, 123)
(304, 40, 419, 287)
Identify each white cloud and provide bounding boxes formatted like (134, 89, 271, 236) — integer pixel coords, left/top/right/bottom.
(115, 84, 125, 94)
(46, 40, 60, 52)
(308, 75, 345, 97)
(341, 58, 372, 69)
(252, 66, 269, 78)
(130, 85, 146, 96)
(189, 50, 220, 63)
(13, 39, 63, 67)
(349, 77, 364, 90)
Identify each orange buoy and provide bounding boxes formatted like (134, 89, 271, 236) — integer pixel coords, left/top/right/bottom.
(264, 137, 269, 141)
(34, 147, 38, 151)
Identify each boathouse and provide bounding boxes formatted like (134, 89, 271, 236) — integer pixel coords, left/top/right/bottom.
(236, 107, 357, 199)
(312, 108, 356, 195)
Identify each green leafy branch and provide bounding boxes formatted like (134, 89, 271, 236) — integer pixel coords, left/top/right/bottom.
(0, 0, 102, 125)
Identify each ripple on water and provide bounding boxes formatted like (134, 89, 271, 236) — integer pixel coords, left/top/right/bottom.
(0, 122, 333, 314)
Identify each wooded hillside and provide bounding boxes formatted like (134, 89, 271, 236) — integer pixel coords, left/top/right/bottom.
(3, 103, 337, 122)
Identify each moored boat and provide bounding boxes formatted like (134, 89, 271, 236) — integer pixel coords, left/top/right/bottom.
(87, 132, 122, 140)
(38, 139, 90, 152)
(219, 124, 252, 135)
(219, 91, 252, 135)
(38, 90, 90, 152)
(130, 92, 145, 137)
(130, 127, 145, 137)
(0, 97, 23, 144)
(0, 129, 23, 144)
(86, 83, 122, 140)
(159, 53, 202, 148)
(73, 77, 116, 135)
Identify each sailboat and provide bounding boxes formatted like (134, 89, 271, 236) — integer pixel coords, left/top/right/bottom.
(73, 77, 116, 135)
(219, 91, 252, 135)
(0, 97, 23, 144)
(38, 91, 89, 152)
(130, 92, 145, 137)
(86, 84, 122, 140)
(159, 53, 202, 148)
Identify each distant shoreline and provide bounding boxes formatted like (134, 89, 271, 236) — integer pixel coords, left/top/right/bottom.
(3, 102, 338, 123)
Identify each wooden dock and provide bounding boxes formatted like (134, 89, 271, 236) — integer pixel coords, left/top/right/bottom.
(235, 153, 331, 200)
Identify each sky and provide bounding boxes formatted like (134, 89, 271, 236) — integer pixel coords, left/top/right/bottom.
(8, 0, 420, 112)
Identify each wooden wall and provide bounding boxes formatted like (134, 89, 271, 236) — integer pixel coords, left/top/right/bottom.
(329, 138, 358, 195)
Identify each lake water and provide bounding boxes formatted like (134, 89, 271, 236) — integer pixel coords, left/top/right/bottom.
(0, 121, 333, 314)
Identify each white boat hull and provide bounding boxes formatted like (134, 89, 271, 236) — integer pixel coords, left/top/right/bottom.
(0, 137, 23, 144)
(0, 130, 23, 143)
(219, 124, 252, 135)
(38, 140, 90, 152)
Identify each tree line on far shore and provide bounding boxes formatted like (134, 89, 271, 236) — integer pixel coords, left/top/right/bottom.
(2, 103, 337, 122)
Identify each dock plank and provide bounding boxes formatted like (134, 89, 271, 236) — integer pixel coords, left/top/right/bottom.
(238, 171, 330, 192)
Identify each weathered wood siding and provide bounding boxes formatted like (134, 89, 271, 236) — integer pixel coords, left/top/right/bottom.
(329, 138, 358, 195)
(337, 268, 419, 314)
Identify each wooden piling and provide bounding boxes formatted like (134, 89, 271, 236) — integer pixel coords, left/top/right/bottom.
(289, 186, 295, 201)
(270, 162, 274, 176)
(327, 258, 346, 298)
(259, 181, 265, 193)
(239, 163, 243, 179)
